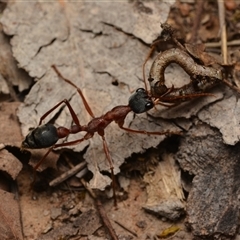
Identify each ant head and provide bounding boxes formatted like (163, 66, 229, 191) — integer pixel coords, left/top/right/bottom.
(22, 123, 59, 149)
(128, 88, 154, 114)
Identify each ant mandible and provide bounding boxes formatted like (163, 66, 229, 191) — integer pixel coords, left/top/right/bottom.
(22, 65, 181, 205)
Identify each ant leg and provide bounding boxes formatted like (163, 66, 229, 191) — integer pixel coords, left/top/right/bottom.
(142, 45, 156, 92)
(44, 133, 117, 205)
(31, 147, 54, 188)
(158, 92, 215, 107)
(118, 121, 182, 136)
(33, 147, 54, 171)
(53, 134, 91, 148)
(32, 134, 92, 184)
(52, 65, 95, 118)
(39, 99, 80, 126)
(119, 125, 181, 136)
(157, 102, 180, 107)
(32, 138, 85, 172)
(222, 79, 240, 94)
(33, 130, 93, 170)
(101, 135, 117, 206)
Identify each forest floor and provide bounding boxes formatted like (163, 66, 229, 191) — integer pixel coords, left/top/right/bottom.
(1, 1, 240, 240)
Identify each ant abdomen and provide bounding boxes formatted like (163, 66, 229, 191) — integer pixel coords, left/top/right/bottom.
(22, 123, 59, 149)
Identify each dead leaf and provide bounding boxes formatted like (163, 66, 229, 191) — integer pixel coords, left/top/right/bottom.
(0, 25, 32, 95)
(0, 102, 23, 179)
(0, 149, 22, 179)
(198, 14, 220, 42)
(157, 225, 180, 238)
(198, 87, 240, 145)
(74, 209, 102, 235)
(185, 43, 221, 66)
(0, 189, 23, 240)
(0, 102, 22, 146)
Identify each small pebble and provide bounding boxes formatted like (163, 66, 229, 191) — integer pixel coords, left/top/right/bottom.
(50, 207, 62, 220)
(69, 206, 79, 216)
(43, 209, 50, 216)
(42, 221, 53, 234)
(225, 0, 237, 11)
(136, 220, 147, 229)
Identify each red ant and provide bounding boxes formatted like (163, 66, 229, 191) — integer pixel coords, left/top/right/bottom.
(22, 65, 181, 205)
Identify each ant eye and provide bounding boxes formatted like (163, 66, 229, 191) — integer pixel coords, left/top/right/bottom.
(136, 88, 145, 93)
(145, 102, 154, 109)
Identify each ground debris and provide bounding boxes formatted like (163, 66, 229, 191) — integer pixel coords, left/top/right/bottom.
(0, 189, 23, 240)
(38, 223, 78, 240)
(176, 123, 240, 239)
(143, 153, 185, 221)
(0, 25, 32, 96)
(0, 102, 23, 179)
(0, 102, 22, 146)
(0, 149, 22, 180)
(74, 209, 102, 235)
(50, 207, 62, 220)
(38, 209, 102, 239)
(198, 86, 240, 145)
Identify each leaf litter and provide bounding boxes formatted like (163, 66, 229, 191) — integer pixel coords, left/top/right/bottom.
(0, 102, 23, 240)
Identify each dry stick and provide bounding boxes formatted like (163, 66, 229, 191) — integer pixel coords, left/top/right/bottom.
(64, 154, 75, 169)
(189, 0, 204, 43)
(205, 39, 240, 48)
(142, 45, 156, 92)
(49, 157, 117, 239)
(75, 167, 88, 178)
(0, 72, 19, 101)
(218, 0, 228, 64)
(12, 182, 24, 239)
(222, 79, 240, 93)
(80, 179, 118, 240)
(49, 161, 87, 187)
(114, 220, 138, 238)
